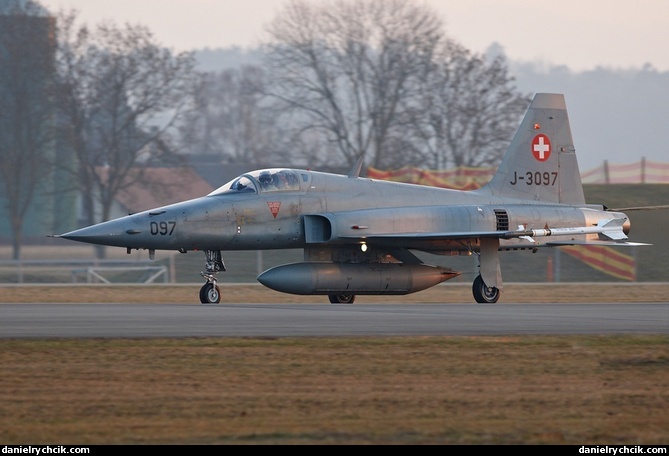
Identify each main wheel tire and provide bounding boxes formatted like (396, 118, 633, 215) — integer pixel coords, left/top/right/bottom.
(472, 274, 500, 304)
(328, 293, 355, 304)
(200, 282, 221, 304)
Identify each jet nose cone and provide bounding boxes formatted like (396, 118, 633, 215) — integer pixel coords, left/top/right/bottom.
(60, 219, 129, 247)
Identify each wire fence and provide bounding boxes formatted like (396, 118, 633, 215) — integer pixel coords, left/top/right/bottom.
(580, 159, 669, 184)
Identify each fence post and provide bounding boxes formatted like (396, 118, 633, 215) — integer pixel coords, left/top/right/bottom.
(257, 250, 263, 275)
(169, 254, 176, 283)
(554, 248, 561, 283)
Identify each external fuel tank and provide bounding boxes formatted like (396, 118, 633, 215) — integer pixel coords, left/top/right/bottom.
(257, 262, 459, 295)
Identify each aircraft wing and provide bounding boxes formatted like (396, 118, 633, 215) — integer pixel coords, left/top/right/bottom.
(336, 218, 648, 247)
(338, 230, 503, 241)
(339, 231, 647, 246)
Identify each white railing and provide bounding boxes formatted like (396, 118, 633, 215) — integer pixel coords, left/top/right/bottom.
(0, 259, 171, 284)
(70, 266, 168, 284)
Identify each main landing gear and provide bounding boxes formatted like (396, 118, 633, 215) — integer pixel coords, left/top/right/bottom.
(199, 250, 225, 304)
(328, 293, 355, 304)
(472, 274, 500, 304)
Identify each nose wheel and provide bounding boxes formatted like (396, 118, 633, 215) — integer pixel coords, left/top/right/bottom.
(199, 250, 225, 304)
(199, 281, 221, 304)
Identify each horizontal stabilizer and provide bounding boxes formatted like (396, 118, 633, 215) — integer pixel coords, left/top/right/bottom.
(609, 205, 669, 211)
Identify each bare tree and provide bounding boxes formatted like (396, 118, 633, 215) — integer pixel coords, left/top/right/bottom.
(404, 41, 531, 169)
(263, 0, 444, 169)
(55, 10, 201, 256)
(0, 0, 56, 259)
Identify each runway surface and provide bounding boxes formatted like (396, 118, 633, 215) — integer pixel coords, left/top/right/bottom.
(1, 302, 667, 338)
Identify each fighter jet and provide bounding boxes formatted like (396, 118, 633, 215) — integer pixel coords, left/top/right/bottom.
(55, 93, 648, 304)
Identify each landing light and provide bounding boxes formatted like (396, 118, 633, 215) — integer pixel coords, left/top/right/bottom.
(360, 243, 368, 252)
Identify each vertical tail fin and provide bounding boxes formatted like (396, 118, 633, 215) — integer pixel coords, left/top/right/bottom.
(476, 93, 585, 204)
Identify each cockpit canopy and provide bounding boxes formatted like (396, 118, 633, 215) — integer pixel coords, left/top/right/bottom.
(208, 169, 302, 196)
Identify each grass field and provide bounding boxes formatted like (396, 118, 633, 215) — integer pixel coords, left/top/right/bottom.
(0, 335, 667, 445)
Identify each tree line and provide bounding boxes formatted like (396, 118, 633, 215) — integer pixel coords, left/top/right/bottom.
(0, 0, 529, 259)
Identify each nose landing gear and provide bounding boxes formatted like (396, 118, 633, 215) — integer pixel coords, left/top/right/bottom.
(199, 250, 225, 304)
(199, 280, 221, 304)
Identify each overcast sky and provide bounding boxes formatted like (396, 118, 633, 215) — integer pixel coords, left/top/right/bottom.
(39, 0, 669, 72)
